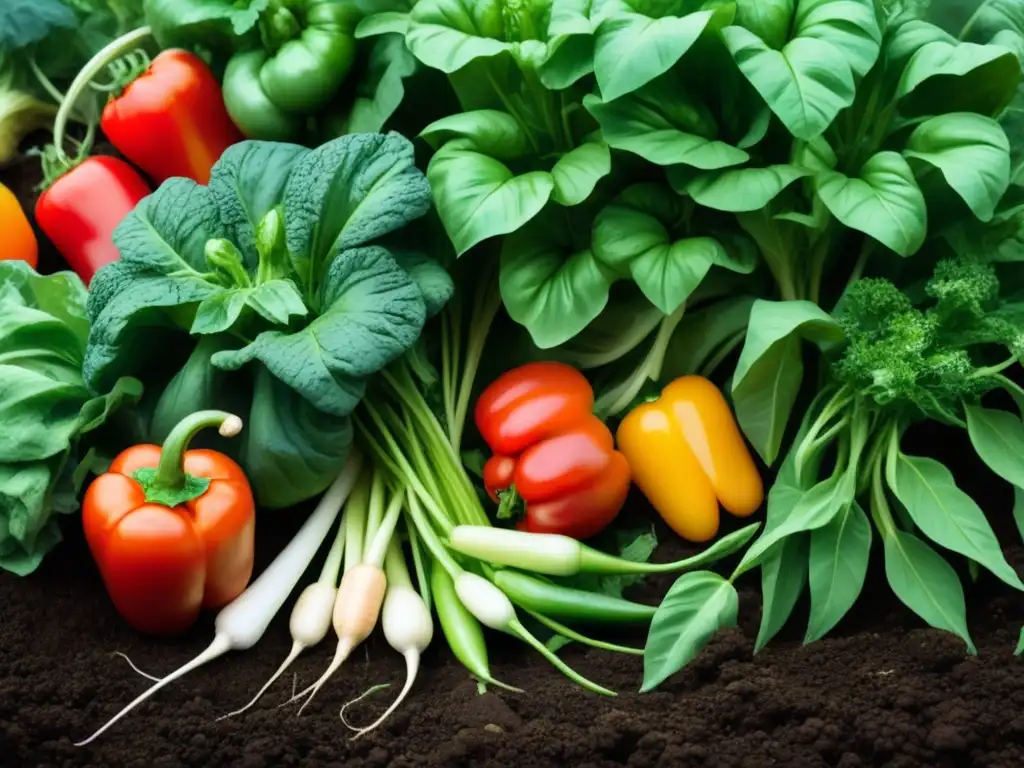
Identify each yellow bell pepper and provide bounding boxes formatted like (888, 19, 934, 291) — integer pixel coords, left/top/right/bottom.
(616, 375, 763, 542)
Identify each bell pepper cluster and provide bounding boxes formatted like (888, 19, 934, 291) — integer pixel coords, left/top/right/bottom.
(476, 362, 762, 543)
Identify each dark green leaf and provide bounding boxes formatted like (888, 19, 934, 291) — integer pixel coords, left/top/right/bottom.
(755, 532, 809, 653)
(0, 0, 76, 52)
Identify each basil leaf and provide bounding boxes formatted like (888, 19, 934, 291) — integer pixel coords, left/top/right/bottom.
(805, 501, 873, 643)
(883, 529, 975, 653)
(891, 453, 1024, 590)
(731, 299, 845, 465)
(642, 571, 739, 692)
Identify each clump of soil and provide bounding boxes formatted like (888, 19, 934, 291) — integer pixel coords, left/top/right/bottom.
(4, 502, 1024, 768)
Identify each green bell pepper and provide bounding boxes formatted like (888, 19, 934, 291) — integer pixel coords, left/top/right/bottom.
(222, 0, 360, 141)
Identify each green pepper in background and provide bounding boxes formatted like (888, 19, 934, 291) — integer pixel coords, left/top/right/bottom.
(144, 0, 361, 141)
(224, 0, 360, 140)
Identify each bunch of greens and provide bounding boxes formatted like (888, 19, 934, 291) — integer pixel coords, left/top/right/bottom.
(0, 261, 141, 576)
(0, 0, 144, 163)
(356, 0, 1024, 692)
(82, 131, 452, 509)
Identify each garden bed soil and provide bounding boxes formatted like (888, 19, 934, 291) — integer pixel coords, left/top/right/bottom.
(5, 154, 1024, 768)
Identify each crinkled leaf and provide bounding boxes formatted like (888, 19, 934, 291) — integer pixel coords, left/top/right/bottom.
(0, 0, 76, 52)
(815, 151, 928, 256)
(283, 132, 432, 290)
(212, 246, 426, 416)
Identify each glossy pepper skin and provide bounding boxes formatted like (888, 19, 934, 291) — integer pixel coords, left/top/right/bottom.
(475, 362, 631, 540)
(82, 411, 256, 636)
(616, 376, 764, 543)
(222, 0, 360, 140)
(0, 182, 38, 268)
(35, 156, 150, 284)
(101, 49, 243, 185)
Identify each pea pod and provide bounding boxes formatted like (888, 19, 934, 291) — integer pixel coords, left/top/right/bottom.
(222, 0, 361, 140)
(492, 570, 656, 624)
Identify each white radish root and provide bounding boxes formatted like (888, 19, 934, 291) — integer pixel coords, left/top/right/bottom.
(112, 652, 161, 682)
(290, 563, 387, 715)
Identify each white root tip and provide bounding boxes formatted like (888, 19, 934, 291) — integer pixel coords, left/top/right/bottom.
(219, 414, 244, 437)
(339, 683, 392, 730)
(295, 639, 353, 717)
(215, 643, 304, 722)
(75, 635, 231, 747)
(348, 653, 420, 741)
(112, 651, 161, 682)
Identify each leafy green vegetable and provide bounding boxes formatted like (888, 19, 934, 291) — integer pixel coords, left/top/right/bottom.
(83, 132, 451, 509)
(0, 261, 141, 576)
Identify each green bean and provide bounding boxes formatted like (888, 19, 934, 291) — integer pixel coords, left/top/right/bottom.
(492, 569, 657, 624)
(430, 558, 521, 693)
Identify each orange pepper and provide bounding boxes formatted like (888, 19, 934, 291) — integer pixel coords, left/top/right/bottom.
(616, 375, 763, 542)
(0, 182, 38, 269)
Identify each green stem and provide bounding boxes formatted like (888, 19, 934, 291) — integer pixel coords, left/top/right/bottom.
(344, 471, 371, 573)
(699, 329, 745, 379)
(525, 610, 644, 656)
(846, 238, 875, 290)
(153, 410, 241, 489)
(384, 536, 413, 589)
(319, 513, 347, 585)
(52, 26, 152, 165)
(484, 68, 541, 156)
(452, 278, 502, 454)
(405, 488, 464, 579)
(407, 517, 432, 612)
(597, 302, 687, 418)
(28, 56, 66, 104)
(508, 619, 617, 696)
(807, 232, 832, 307)
(971, 356, 1018, 379)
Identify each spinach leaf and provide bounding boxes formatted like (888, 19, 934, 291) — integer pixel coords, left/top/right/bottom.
(84, 133, 448, 509)
(0, 262, 141, 575)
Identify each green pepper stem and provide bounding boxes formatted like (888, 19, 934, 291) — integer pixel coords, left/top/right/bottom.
(154, 410, 243, 490)
(52, 26, 153, 165)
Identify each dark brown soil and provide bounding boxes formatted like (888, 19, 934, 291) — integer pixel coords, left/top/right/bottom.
(3, 487, 1024, 768)
(6, 140, 1024, 768)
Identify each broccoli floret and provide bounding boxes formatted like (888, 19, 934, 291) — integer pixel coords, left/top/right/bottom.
(926, 258, 1000, 322)
(831, 262, 1010, 421)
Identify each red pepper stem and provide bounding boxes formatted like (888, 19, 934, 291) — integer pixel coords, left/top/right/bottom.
(154, 410, 244, 490)
(52, 25, 153, 165)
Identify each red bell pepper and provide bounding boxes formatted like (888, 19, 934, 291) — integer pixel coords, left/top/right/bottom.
(475, 362, 631, 540)
(101, 49, 243, 185)
(35, 156, 150, 284)
(82, 411, 256, 636)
